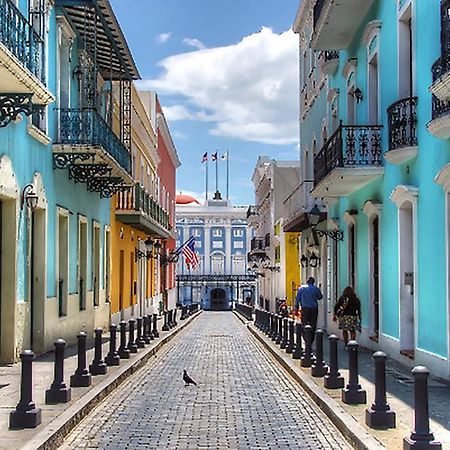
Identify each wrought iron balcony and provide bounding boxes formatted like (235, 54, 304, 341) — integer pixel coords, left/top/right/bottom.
(0, 0, 45, 83)
(313, 123, 383, 198)
(320, 50, 339, 76)
(385, 97, 418, 164)
(264, 233, 270, 248)
(324, 51, 339, 62)
(427, 95, 450, 139)
(250, 237, 265, 252)
(55, 108, 132, 174)
(116, 183, 171, 238)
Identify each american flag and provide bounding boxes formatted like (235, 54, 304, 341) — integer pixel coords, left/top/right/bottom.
(182, 237, 199, 269)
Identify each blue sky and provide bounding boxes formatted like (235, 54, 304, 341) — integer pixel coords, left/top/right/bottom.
(110, 0, 300, 205)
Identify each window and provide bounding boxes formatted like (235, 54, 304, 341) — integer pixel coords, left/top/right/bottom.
(212, 241, 223, 249)
(398, 4, 413, 98)
(104, 227, 111, 303)
(78, 217, 88, 310)
(212, 229, 222, 237)
(57, 209, 69, 317)
(92, 222, 101, 307)
(233, 228, 244, 237)
(234, 241, 244, 249)
(192, 229, 201, 237)
(196, 241, 202, 249)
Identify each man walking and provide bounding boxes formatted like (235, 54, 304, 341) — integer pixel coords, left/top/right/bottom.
(295, 277, 323, 342)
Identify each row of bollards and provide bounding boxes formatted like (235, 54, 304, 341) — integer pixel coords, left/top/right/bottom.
(180, 303, 199, 320)
(254, 309, 442, 449)
(9, 309, 190, 430)
(235, 303, 253, 321)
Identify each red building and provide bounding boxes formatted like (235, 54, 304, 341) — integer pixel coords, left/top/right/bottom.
(156, 98, 181, 310)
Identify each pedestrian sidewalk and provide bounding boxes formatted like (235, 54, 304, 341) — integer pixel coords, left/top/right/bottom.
(0, 311, 202, 450)
(246, 318, 450, 450)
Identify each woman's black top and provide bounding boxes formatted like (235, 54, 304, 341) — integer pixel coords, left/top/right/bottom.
(334, 295, 361, 318)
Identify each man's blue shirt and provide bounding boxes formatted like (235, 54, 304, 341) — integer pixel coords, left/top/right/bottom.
(295, 283, 323, 309)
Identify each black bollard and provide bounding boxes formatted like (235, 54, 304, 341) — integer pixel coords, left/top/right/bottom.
(162, 311, 170, 331)
(127, 319, 138, 353)
(292, 322, 303, 359)
(280, 317, 287, 349)
(153, 313, 160, 337)
(118, 321, 130, 359)
(267, 313, 273, 338)
(342, 341, 366, 404)
(105, 324, 120, 366)
(271, 314, 278, 342)
(324, 334, 344, 389)
(142, 316, 151, 344)
(167, 310, 173, 328)
(89, 328, 107, 375)
(135, 318, 145, 348)
(286, 319, 295, 354)
(366, 352, 396, 429)
(311, 329, 328, 377)
(10, 350, 42, 429)
(46, 340, 72, 404)
(147, 314, 155, 340)
(70, 332, 92, 387)
(403, 366, 442, 449)
(173, 308, 178, 326)
(301, 325, 314, 368)
(275, 315, 283, 344)
(180, 306, 186, 320)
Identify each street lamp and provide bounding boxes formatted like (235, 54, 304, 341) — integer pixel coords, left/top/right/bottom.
(21, 184, 38, 210)
(308, 205, 344, 242)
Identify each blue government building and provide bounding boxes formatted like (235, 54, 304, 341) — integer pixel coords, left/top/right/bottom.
(175, 193, 256, 310)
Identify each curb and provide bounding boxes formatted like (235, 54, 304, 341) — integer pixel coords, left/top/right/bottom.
(233, 312, 385, 450)
(21, 311, 203, 450)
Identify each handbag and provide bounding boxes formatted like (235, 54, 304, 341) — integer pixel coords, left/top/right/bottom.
(335, 297, 348, 317)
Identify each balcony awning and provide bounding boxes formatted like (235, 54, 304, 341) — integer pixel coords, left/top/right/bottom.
(55, 0, 140, 80)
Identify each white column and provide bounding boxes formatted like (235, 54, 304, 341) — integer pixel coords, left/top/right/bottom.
(204, 224, 211, 275)
(225, 221, 232, 273)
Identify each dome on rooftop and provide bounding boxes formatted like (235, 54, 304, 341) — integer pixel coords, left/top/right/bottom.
(176, 194, 200, 205)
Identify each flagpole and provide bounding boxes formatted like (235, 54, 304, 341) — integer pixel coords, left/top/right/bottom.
(215, 154, 218, 194)
(226, 150, 230, 200)
(205, 159, 208, 203)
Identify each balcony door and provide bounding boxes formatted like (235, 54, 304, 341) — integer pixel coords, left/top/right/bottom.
(398, 4, 413, 99)
(368, 53, 379, 124)
(57, 23, 71, 110)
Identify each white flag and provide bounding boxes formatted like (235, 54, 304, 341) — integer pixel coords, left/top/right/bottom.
(221, 152, 228, 160)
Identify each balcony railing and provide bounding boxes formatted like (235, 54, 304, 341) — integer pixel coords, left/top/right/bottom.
(250, 237, 264, 252)
(0, 0, 45, 83)
(264, 233, 270, 248)
(55, 108, 132, 174)
(431, 94, 450, 121)
(324, 51, 339, 62)
(283, 181, 315, 222)
(116, 183, 170, 230)
(314, 123, 383, 187)
(246, 205, 258, 219)
(387, 97, 418, 150)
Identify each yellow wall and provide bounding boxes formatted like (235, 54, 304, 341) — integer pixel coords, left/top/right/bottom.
(284, 232, 301, 308)
(110, 203, 151, 314)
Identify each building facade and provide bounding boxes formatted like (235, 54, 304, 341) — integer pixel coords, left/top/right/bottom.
(176, 194, 256, 310)
(289, 0, 450, 378)
(247, 157, 301, 312)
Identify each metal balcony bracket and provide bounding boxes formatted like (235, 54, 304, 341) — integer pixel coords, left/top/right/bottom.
(316, 229, 344, 242)
(87, 176, 132, 198)
(68, 164, 112, 183)
(0, 93, 33, 127)
(53, 153, 95, 169)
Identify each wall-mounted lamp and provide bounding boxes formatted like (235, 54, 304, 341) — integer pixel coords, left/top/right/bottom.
(309, 252, 321, 268)
(353, 87, 363, 104)
(21, 184, 38, 210)
(300, 254, 309, 268)
(72, 65, 83, 82)
(135, 249, 150, 262)
(309, 205, 344, 241)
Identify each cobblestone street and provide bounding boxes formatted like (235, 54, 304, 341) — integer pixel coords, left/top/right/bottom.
(59, 312, 350, 449)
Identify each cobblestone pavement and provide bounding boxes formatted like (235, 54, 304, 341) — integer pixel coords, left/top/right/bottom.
(59, 312, 351, 449)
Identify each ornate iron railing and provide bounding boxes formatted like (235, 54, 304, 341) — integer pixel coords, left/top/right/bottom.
(116, 183, 170, 230)
(0, 0, 45, 83)
(314, 123, 383, 186)
(324, 51, 339, 62)
(56, 108, 132, 174)
(250, 237, 264, 252)
(313, 0, 326, 30)
(431, 94, 450, 121)
(246, 205, 258, 219)
(387, 97, 418, 150)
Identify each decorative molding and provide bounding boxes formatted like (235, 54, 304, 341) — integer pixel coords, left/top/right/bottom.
(343, 210, 357, 226)
(27, 124, 51, 145)
(435, 163, 450, 192)
(0, 154, 20, 199)
(32, 172, 48, 209)
(361, 20, 382, 47)
(390, 184, 419, 208)
(363, 200, 382, 218)
(342, 58, 358, 81)
(327, 88, 339, 103)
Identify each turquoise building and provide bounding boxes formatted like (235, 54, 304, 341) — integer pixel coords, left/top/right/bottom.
(289, 0, 450, 378)
(0, 0, 138, 362)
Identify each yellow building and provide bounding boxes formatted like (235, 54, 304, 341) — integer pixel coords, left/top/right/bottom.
(110, 85, 171, 321)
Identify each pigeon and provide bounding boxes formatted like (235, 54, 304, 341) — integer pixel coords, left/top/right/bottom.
(183, 370, 197, 387)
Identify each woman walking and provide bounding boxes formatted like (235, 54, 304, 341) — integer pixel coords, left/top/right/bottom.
(333, 286, 361, 345)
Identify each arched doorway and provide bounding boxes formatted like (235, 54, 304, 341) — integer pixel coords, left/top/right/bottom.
(210, 288, 227, 310)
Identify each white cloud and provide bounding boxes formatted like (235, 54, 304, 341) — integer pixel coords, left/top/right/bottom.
(156, 32, 172, 44)
(139, 27, 299, 146)
(182, 38, 206, 50)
